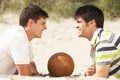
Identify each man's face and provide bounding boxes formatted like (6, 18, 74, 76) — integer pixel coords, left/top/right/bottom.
(75, 17, 91, 39)
(30, 17, 47, 38)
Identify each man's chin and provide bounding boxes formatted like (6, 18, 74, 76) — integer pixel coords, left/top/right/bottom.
(78, 35, 85, 38)
(78, 35, 81, 37)
(39, 36, 42, 38)
(36, 35, 42, 38)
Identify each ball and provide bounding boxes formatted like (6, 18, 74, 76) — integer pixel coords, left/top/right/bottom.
(47, 52, 74, 77)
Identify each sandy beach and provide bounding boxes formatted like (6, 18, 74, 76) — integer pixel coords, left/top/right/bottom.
(0, 14, 120, 80)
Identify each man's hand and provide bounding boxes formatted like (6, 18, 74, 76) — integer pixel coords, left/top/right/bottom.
(30, 62, 39, 75)
(85, 65, 96, 76)
(16, 61, 39, 76)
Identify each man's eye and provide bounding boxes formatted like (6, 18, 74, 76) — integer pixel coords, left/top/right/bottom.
(77, 21, 81, 23)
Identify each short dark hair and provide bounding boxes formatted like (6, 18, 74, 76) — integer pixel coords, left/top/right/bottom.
(74, 5, 104, 28)
(19, 5, 49, 27)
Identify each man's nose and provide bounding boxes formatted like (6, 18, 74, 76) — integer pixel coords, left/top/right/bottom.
(75, 26, 79, 29)
(44, 25, 47, 30)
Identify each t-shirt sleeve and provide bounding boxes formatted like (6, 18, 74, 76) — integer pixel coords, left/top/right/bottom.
(7, 36, 30, 64)
(95, 41, 117, 66)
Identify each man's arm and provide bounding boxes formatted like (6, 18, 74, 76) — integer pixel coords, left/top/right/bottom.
(85, 65, 110, 78)
(16, 64, 32, 76)
(93, 65, 110, 78)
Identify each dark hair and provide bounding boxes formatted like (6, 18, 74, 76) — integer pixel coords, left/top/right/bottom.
(74, 5, 104, 28)
(19, 5, 49, 27)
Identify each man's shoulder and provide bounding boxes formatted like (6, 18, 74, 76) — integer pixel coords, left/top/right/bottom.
(2, 26, 24, 35)
(0, 26, 26, 42)
(99, 30, 119, 45)
(100, 30, 114, 40)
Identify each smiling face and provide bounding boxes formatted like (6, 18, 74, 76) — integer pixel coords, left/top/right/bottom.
(75, 17, 97, 41)
(25, 17, 47, 41)
(31, 17, 47, 38)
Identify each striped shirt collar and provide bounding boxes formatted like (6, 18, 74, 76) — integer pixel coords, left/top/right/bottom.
(90, 28, 103, 45)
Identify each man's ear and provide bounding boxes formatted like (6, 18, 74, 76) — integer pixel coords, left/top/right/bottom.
(88, 19, 96, 27)
(27, 19, 33, 27)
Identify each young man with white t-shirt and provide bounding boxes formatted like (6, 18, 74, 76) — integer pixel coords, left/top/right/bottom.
(0, 5, 49, 76)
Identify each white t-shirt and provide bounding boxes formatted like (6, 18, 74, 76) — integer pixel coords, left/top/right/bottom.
(0, 26, 32, 74)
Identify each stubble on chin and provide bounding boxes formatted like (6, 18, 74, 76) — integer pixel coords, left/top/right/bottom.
(36, 34, 42, 38)
(78, 34, 81, 37)
(78, 33, 84, 38)
(78, 32, 82, 37)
